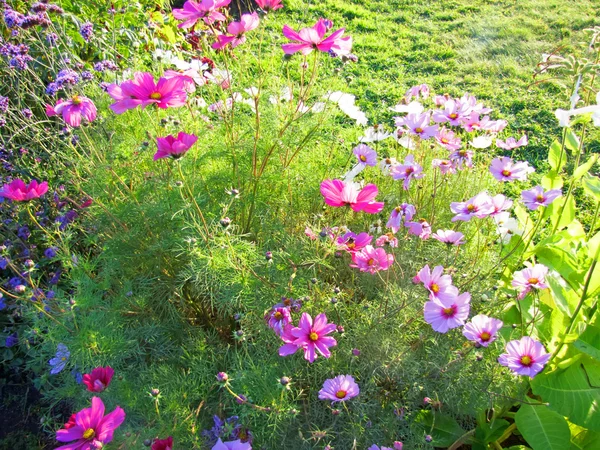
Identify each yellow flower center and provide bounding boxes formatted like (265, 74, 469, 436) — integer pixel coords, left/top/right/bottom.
(347, 242, 356, 249)
(501, 169, 511, 177)
(335, 390, 347, 399)
(467, 204, 475, 212)
(528, 278, 539, 285)
(449, 113, 458, 119)
(359, 155, 367, 162)
(431, 283, 440, 293)
(83, 428, 95, 439)
(520, 355, 532, 366)
(150, 92, 162, 100)
(274, 312, 283, 320)
(442, 307, 455, 317)
(535, 195, 544, 202)
(395, 206, 402, 213)
(367, 258, 375, 266)
(71, 95, 82, 105)
(309, 332, 319, 341)
(405, 167, 414, 175)
(415, 127, 423, 133)
(441, 138, 449, 144)
(480, 332, 491, 342)
(61, 357, 67, 361)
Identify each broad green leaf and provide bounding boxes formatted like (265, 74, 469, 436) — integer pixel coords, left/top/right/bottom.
(547, 277, 579, 317)
(582, 173, 600, 202)
(535, 245, 584, 292)
(548, 196, 576, 231)
(414, 410, 465, 447)
(569, 421, 600, 450)
(589, 231, 600, 261)
(531, 361, 600, 431)
(574, 324, 600, 361)
(565, 130, 581, 155)
(549, 140, 567, 172)
(542, 171, 564, 190)
(573, 154, 599, 180)
(515, 404, 571, 450)
(473, 418, 510, 446)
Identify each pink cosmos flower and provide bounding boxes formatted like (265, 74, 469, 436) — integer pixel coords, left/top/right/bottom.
(278, 324, 300, 357)
(396, 112, 438, 139)
(353, 144, 377, 167)
(386, 203, 416, 233)
(212, 438, 252, 450)
(82, 366, 114, 393)
(496, 135, 528, 150)
(463, 314, 503, 347)
(152, 436, 174, 450)
(489, 157, 534, 182)
(450, 192, 494, 222)
(405, 219, 431, 240)
(266, 306, 291, 336)
(55, 397, 125, 450)
(414, 265, 454, 300)
(106, 78, 143, 114)
(435, 127, 462, 151)
(128, 72, 188, 110)
(375, 233, 398, 248)
(449, 148, 474, 169)
(256, 0, 283, 11)
(154, 132, 198, 160)
(424, 291, 471, 333)
(498, 336, 550, 378)
(432, 229, 465, 246)
(432, 159, 456, 175)
(479, 116, 507, 133)
(320, 179, 384, 213)
(390, 154, 424, 190)
(163, 68, 206, 93)
(318, 375, 359, 402)
(404, 83, 430, 101)
(281, 19, 352, 56)
(291, 312, 337, 363)
(212, 12, 260, 49)
(50, 95, 97, 127)
(350, 245, 394, 273)
(490, 194, 513, 216)
(511, 264, 549, 300)
(432, 100, 470, 126)
(521, 186, 562, 210)
(173, 0, 231, 28)
(0, 179, 48, 201)
(337, 231, 372, 252)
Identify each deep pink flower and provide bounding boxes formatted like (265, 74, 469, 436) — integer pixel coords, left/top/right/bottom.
(432, 230, 465, 246)
(405, 219, 431, 240)
(256, 0, 283, 11)
(414, 265, 454, 300)
(318, 375, 359, 402)
(337, 231, 372, 252)
(152, 436, 174, 450)
(82, 366, 114, 393)
(51, 95, 97, 127)
(496, 135, 528, 150)
(154, 132, 198, 160)
(432, 159, 456, 175)
(128, 72, 188, 110)
(498, 336, 550, 378)
(353, 144, 377, 167)
(320, 179, 384, 213)
(390, 154, 424, 190)
(281, 19, 352, 56)
(291, 313, 337, 363)
(212, 12, 260, 49)
(462, 314, 503, 347)
(386, 203, 416, 233)
(0, 179, 48, 201)
(521, 186, 561, 210)
(212, 438, 251, 450)
(266, 306, 291, 336)
(450, 193, 494, 222)
(173, 0, 231, 28)
(512, 264, 549, 300)
(490, 194, 513, 216)
(435, 127, 462, 150)
(106, 78, 143, 114)
(350, 245, 394, 273)
(396, 112, 438, 139)
(424, 291, 471, 333)
(55, 397, 125, 450)
(278, 324, 300, 357)
(489, 157, 534, 182)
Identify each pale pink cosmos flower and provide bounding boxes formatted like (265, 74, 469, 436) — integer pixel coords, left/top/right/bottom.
(281, 19, 352, 56)
(414, 265, 454, 300)
(490, 194, 513, 216)
(0, 179, 48, 201)
(450, 193, 494, 222)
(379, 156, 399, 175)
(350, 245, 394, 273)
(390, 154, 424, 190)
(424, 290, 471, 333)
(353, 144, 377, 167)
(489, 157, 534, 182)
(154, 132, 198, 160)
(498, 336, 550, 378)
(479, 116, 507, 134)
(50, 95, 97, 127)
(496, 135, 528, 150)
(405, 219, 431, 240)
(212, 12, 260, 49)
(396, 112, 438, 139)
(256, 0, 283, 11)
(434, 94, 451, 106)
(432, 159, 456, 175)
(173, 0, 231, 28)
(386, 203, 416, 233)
(432, 100, 470, 126)
(291, 312, 337, 363)
(163, 67, 206, 93)
(375, 233, 398, 248)
(459, 93, 491, 115)
(449, 148, 474, 169)
(463, 314, 503, 347)
(461, 112, 483, 132)
(266, 306, 291, 336)
(432, 230, 465, 246)
(435, 127, 462, 150)
(512, 264, 549, 300)
(320, 179, 384, 213)
(212, 438, 252, 450)
(521, 186, 562, 210)
(404, 83, 430, 101)
(318, 375, 359, 402)
(337, 231, 372, 253)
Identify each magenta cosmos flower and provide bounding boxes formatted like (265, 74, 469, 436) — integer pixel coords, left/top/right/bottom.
(424, 291, 471, 333)
(386, 203, 416, 233)
(432, 229, 465, 246)
(462, 314, 503, 347)
(353, 144, 377, 167)
(337, 231, 372, 253)
(511, 264, 549, 300)
(521, 185, 561, 211)
(173, 0, 230, 28)
(489, 157, 534, 182)
(212, 438, 252, 450)
(281, 18, 352, 56)
(405, 218, 431, 240)
(390, 154, 424, 190)
(266, 306, 291, 336)
(152, 436, 173, 450)
(318, 375, 359, 402)
(350, 245, 394, 273)
(256, 0, 283, 11)
(288, 313, 337, 363)
(496, 135, 528, 150)
(0, 179, 48, 201)
(154, 132, 198, 160)
(450, 192, 494, 222)
(82, 366, 114, 393)
(55, 396, 125, 450)
(498, 336, 550, 378)
(49, 95, 97, 127)
(320, 179, 384, 213)
(107, 72, 187, 113)
(396, 112, 438, 139)
(414, 265, 454, 300)
(212, 12, 260, 49)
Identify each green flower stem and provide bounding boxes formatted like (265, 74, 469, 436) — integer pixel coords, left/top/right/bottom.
(26, 204, 55, 242)
(176, 162, 210, 244)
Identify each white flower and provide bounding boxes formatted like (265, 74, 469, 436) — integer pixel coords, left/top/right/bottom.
(311, 102, 326, 113)
(555, 92, 600, 127)
(494, 212, 523, 243)
(245, 87, 259, 98)
(359, 125, 391, 142)
(470, 135, 492, 149)
(389, 101, 425, 115)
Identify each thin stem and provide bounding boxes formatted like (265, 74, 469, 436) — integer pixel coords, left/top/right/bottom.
(177, 162, 211, 244)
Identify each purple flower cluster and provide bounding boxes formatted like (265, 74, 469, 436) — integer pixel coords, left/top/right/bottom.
(93, 59, 119, 72)
(0, 42, 33, 70)
(202, 415, 253, 447)
(79, 21, 94, 42)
